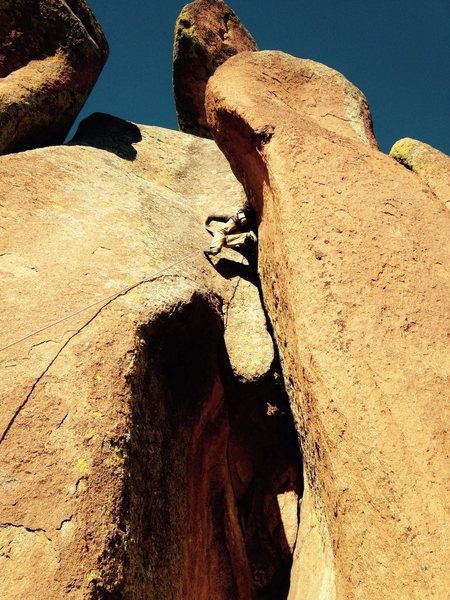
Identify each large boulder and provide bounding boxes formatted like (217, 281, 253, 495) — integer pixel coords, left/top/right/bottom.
(390, 137, 450, 210)
(0, 116, 301, 598)
(0, 0, 108, 155)
(173, 0, 257, 138)
(206, 50, 449, 599)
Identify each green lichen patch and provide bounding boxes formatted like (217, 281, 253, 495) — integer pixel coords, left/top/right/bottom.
(76, 457, 90, 475)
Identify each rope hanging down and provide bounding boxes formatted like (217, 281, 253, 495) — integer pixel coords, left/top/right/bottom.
(0, 253, 194, 354)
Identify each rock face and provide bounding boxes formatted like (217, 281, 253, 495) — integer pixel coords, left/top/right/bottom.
(390, 137, 450, 210)
(173, 0, 257, 138)
(0, 0, 108, 155)
(2, 0, 448, 595)
(206, 50, 450, 599)
(0, 116, 302, 598)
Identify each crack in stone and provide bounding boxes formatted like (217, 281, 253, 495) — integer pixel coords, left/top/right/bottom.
(56, 515, 73, 531)
(0, 276, 172, 445)
(320, 112, 351, 123)
(0, 269, 200, 445)
(223, 275, 242, 329)
(0, 522, 51, 541)
(92, 246, 112, 255)
(75, 476, 88, 493)
(291, 494, 302, 557)
(28, 339, 57, 354)
(371, 262, 388, 283)
(55, 411, 69, 430)
(219, 11, 231, 41)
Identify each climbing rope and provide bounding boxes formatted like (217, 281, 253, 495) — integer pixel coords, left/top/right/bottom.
(0, 253, 195, 354)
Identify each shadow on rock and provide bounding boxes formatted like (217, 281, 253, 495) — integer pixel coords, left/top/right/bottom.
(208, 254, 258, 285)
(69, 112, 142, 161)
(122, 292, 302, 599)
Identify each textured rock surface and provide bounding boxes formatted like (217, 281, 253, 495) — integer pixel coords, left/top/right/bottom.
(0, 117, 301, 598)
(390, 137, 450, 210)
(173, 0, 257, 138)
(0, 0, 108, 154)
(206, 50, 450, 599)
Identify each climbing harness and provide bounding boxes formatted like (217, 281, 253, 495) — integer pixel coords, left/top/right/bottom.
(0, 253, 194, 354)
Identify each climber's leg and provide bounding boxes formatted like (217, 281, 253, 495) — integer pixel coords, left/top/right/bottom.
(224, 230, 257, 249)
(204, 219, 237, 256)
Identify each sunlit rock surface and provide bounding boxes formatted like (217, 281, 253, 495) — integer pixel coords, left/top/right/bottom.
(0, 117, 301, 598)
(206, 49, 449, 600)
(390, 137, 450, 210)
(173, 0, 257, 138)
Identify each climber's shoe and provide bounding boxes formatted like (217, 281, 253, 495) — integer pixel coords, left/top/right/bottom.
(204, 247, 220, 257)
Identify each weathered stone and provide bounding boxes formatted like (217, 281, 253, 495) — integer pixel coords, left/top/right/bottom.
(173, 0, 257, 138)
(390, 137, 450, 210)
(224, 276, 275, 383)
(288, 480, 335, 600)
(206, 50, 449, 599)
(0, 0, 108, 155)
(0, 117, 300, 598)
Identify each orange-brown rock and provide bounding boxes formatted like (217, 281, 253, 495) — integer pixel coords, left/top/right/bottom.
(0, 0, 108, 155)
(0, 116, 301, 598)
(390, 137, 450, 210)
(173, 0, 257, 138)
(206, 50, 450, 599)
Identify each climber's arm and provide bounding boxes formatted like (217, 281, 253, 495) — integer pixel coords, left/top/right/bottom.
(204, 213, 232, 226)
(204, 213, 233, 235)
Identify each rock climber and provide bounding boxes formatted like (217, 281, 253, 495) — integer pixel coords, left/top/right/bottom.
(204, 201, 257, 257)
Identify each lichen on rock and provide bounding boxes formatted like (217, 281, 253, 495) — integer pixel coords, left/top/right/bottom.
(390, 137, 450, 210)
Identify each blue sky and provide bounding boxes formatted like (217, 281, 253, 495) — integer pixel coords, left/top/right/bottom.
(74, 0, 450, 155)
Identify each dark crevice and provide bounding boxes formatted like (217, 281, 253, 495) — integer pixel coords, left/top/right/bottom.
(392, 156, 414, 172)
(220, 199, 304, 600)
(219, 11, 231, 41)
(88, 288, 303, 599)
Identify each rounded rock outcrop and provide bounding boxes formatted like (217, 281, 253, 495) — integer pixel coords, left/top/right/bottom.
(206, 49, 449, 600)
(0, 0, 108, 155)
(390, 137, 450, 210)
(0, 120, 301, 598)
(173, 0, 257, 139)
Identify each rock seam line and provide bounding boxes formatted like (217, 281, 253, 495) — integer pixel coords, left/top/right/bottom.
(0, 271, 192, 445)
(0, 253, 195, 353)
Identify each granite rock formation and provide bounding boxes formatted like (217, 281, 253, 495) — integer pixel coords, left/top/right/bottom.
(206, 50, 450, 599)
(0, 0, 108, 155)
(173, 0, 257, 138)
(0, 116, 301, 599)
(1, 0, 449, 597)
(390, 137, 450, 210)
